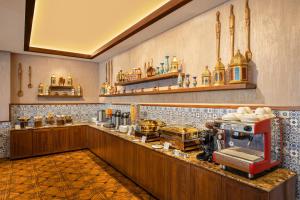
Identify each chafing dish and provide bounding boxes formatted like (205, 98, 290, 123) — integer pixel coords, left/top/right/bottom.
(65, 115, 73, 124)
(56, 115, 66, 126)
(158, 125, 201, 151)
(136, 119, 166, 133)
(17, 116, 30, 128)
(45, 113, 55, 125)
(34, 116, 43, 128)
(134, 119, 166, 142)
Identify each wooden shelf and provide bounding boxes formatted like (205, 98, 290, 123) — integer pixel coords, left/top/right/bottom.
(115, 72, 183, 86)
(100, 83, 256, 97)
(38, 95, 83, 98)
(49, 85, 73, 90)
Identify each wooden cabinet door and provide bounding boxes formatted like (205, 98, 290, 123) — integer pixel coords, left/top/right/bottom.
(221, 176, 268, 200)
(122, 140, 137, 180)
(33, 128, 53, 155)
(165, 156, 190, 200)
(88, 127, 98, 155)
(148, 150, 166, 199)
(190, 165, 222, 200)
(69, 126, 87, 150)
(52, 127, 69, 153)
(10, 130, 33, 159)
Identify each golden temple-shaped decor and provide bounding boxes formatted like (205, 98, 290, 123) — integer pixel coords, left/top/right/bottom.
(229, 50, 249, 84)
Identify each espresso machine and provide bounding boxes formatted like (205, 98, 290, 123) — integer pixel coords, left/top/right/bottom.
(213, 118, 282, 179)
(103, 109, 115, 128)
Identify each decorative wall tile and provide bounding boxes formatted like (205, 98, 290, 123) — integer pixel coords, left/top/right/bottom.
(0, 122, 11, 158)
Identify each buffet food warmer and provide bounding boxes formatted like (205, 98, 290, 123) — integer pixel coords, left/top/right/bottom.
(135, 119, 166, 142)
(158, 125, 201, 151)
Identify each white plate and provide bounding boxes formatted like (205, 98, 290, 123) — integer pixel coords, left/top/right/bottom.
(152, 144, 163, 149)
(132, 139, 140, 142)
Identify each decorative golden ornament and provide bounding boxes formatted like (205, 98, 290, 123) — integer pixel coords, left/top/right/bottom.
(201, 66, 212, 86)
(245, 0, 252, 62)
(213, 58, 225, 86)
(171, 56, 179, 72)
(229, 49, 249, 84)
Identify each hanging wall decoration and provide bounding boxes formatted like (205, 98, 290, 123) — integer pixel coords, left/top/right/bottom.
(28, 66, 33, 88)
(245, 0, 252, 62)
(17, 63, 23, 97)
(229, 5, 235, 60)
(213, 11, 225, 86)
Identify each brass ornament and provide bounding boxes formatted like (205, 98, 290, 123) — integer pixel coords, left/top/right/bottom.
(28, 65, 33, 88)
(229, 49, 249, 84)
(229, 5, 235, 59)
(17, 63, 23, 97)
(245, 0, 252, 62)
(213, 11, 225, 86)
(201, 66, 212, 86)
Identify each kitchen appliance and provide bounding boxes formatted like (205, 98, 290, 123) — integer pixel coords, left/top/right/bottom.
(103, 108, 115, 128)
(158, 125, 201, 151)
(213, 118, 283, 178)
(121, 112, 130, 125)
(114, 110, 121, 130)
(98, 110, 107, 122)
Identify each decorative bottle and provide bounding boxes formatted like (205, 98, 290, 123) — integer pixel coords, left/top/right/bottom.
(67, 74, 73, 86)
(164, 56, 170, 73)
(160, 62, 164, 74)
(185, 74, 190, 88)
(192, 76, 197, 87)
(177, 73, 184, 88)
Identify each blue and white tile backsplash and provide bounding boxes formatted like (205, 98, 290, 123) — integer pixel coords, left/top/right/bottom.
(1, 103, 299, 199)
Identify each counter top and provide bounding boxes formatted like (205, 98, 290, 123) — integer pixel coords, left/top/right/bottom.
(10, 123, 297, 192)
(88, 124, 296, 193)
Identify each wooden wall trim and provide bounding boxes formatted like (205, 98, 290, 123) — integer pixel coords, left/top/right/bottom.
(90, 0, 192, 59)
(10, 103, 103, 106)
(139, 103, 300, 111)
(24, 0, 191, 59)
(24, 0, 35, 51)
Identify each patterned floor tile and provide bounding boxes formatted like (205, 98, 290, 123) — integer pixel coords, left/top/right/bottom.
(0, 150, 154, 200)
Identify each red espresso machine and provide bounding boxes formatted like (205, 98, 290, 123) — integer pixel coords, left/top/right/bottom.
(213, 118, 283, 179)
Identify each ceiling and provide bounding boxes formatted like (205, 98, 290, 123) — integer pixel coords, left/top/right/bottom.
(30, 0, 170, 55)
(0, 0, 228, 62)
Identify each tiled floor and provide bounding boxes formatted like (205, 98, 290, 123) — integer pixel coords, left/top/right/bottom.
(0, 150, 154, 200)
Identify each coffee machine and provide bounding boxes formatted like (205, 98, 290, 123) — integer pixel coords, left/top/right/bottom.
(103, 108, 115, 128)
(213, 118, 282, 179)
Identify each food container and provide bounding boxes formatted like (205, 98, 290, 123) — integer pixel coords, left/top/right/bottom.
(65, 115, 73, 124)
(137, 119, 166, 133)
(45, 113, 55, 125)
(17, 117, 30, 128)
(158, 125, 201, 151)
(56, 115, 66, 126)
(34, 116, 43, 128)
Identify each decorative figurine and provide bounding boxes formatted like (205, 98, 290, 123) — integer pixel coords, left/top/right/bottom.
(245, 0, 252, 62)
(38, 83, 44, 95)
(77, 85, 82, 96)
(67, 74, 73, 86)
(171, 56, 179, 72)
(229, 50, 249, 84)
(156, 66, 160, 75)
(58, 77, 65, 86)
(185, 74, 190, 88)
(201, 66, 212, 86)
(192, 76, 197, 87)
(229, 4, 235, 60)
(164, 56, 170, 73)
(178, 60, 183, 73)
(146, 59, 156, 77)
(51, 74, 56, 86)
(177, 73, 184, 88)
(213, 11, 225, 86)
(160, 62, 165, 74)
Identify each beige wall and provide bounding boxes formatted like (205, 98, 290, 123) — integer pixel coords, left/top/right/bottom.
(99, 0, 300, 106)
(0, 52, 11, 121)
(11, 53, 99, 103)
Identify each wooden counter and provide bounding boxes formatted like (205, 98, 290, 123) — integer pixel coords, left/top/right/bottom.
(10, 124, 296, 200)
